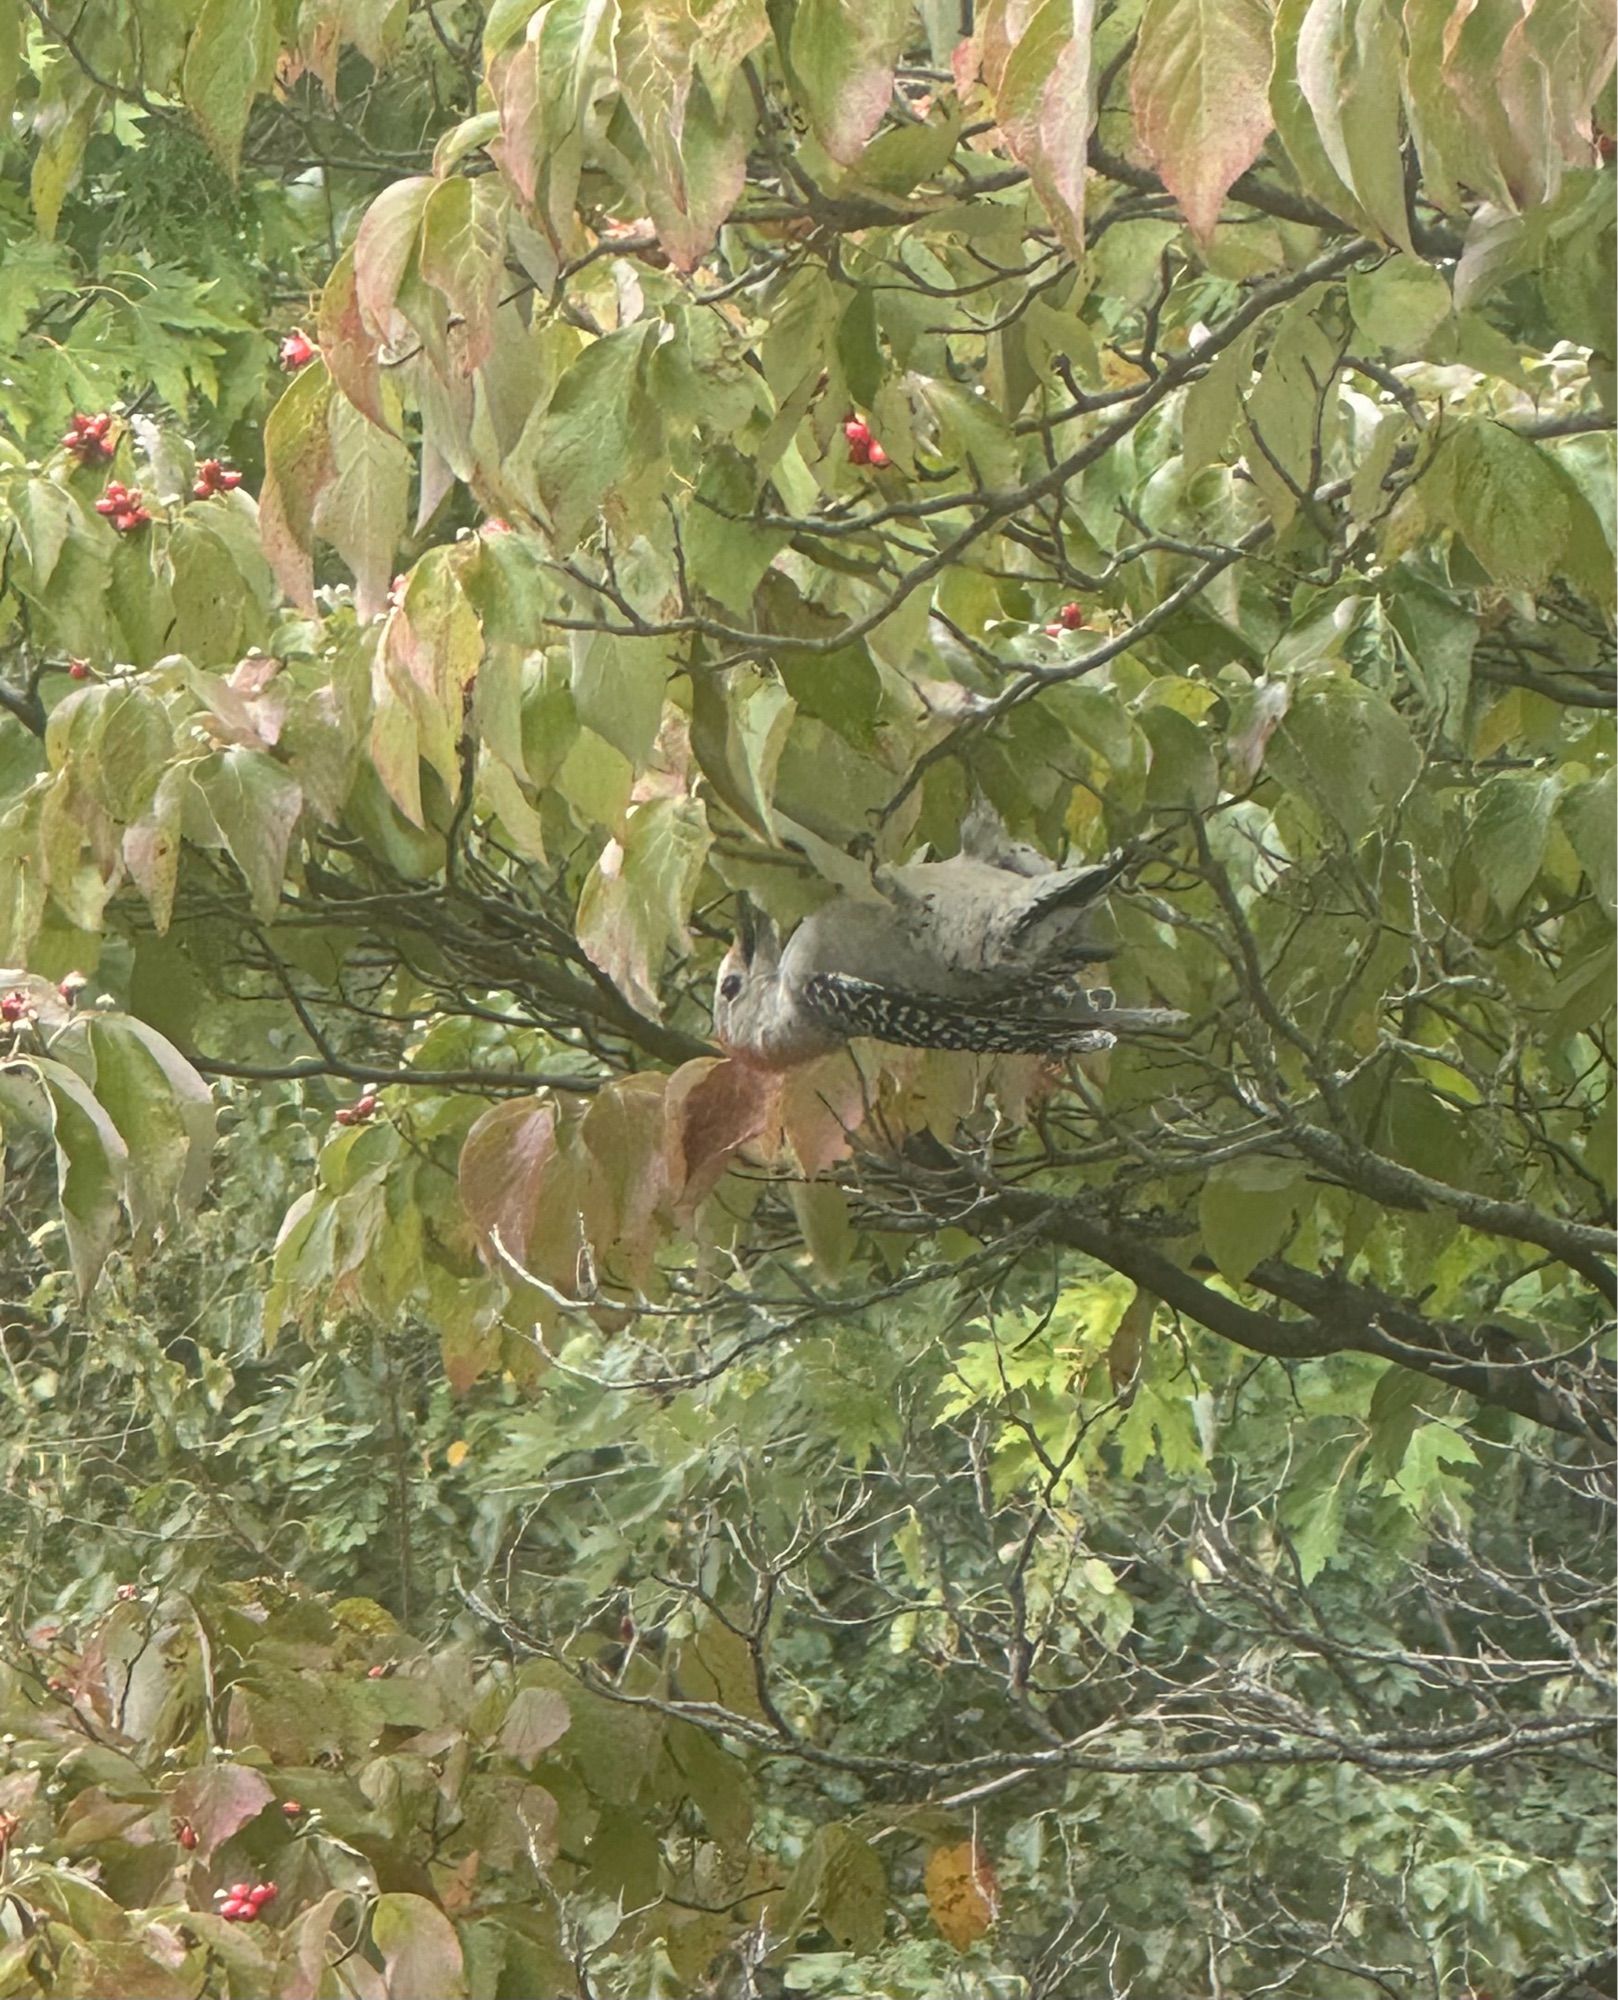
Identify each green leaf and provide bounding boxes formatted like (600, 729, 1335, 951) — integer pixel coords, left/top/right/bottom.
(316, 395, 411, 621)
(1294, 0, 1414, 252)
(194, 749, 304, 920)
(86, 1015, 215, 1241)
(32, 1054, 129, 1296)
(1131, 0, 1275, 240)
(1425, 420, 1572, 594)
(1560, 769, 1617, 917)
(575, 797, 712, 1018)
(570, 631, 669, 770)
(1141, 703, 1219, 810)
(1199, 1156, 1309, 1282)
(1347, 256, 1453, 354)
(513, 322, 662, 550)
(1267, 675, 1422, 842)
(1470, 771, 1559, 915)
(183, 0, 277, 176)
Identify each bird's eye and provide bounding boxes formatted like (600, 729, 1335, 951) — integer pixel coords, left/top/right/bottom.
(719, 973, 743, 1001)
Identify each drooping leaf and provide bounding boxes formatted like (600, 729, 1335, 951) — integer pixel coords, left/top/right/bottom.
(1132, 0, 1275, 240)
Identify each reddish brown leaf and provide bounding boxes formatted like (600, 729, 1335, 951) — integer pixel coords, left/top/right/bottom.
(458, 1097, 557, 1275)
(167, 1762, 274, 1862)
(666, 1056, 777, 1215)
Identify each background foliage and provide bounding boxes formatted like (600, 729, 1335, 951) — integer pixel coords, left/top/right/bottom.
(0, 0, 1611, 1994)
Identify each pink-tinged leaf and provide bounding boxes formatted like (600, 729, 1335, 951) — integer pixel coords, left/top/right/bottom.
(617, 0, 700, 205)
(644, 80, 753, 270)
(372, 1894, 467, 2000)
(182, 0, 277, 177)
(259, 363, 336, 610)
(318, 247, 388, 431)
(167, 1762, 274, 1862)
(314, 396, 411, 620)
(277, 1890, 361, 2000)
(374, 556, 482, 801)
(789, 0, 912, 164)
(354, 176, 433, 348)
(780, 1052, 871, 1175)
(419, 176, 508, 375)
(666, 1056, 778, 1215)
(488, 31, 543, 212)
(1132, 0, 1275, 240)
(981, 0, 1097, 256)
(499, 1685, 571, 1767)
(458, 1096, 559, 1274)
(1526, 0, 1617, 161)
(580, 1073, 673, 1292)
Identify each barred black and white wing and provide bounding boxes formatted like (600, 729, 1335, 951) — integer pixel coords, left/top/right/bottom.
(791, 972, 1188, 1055)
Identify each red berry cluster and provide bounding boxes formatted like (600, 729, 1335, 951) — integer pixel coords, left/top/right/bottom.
(843, 419, 889, 469)
(1, 990, 30, 1024)
(1044, 602, 1084, 635)
(216, 1881, 278, 1923)
(334, 1092, 379, 1128)
(61, 412, 113, 465)
(193, 458, 243, 499)
(94, 482, 152, 533)
(279, 329, 316, 371)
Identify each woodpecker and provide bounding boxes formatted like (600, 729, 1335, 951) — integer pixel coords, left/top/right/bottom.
(712, 842, 1186, 1067)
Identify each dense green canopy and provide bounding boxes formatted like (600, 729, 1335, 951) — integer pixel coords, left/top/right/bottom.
(0, 1, 1610, 1994)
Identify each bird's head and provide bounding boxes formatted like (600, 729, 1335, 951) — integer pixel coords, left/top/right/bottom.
(712, 898, 781, 1053)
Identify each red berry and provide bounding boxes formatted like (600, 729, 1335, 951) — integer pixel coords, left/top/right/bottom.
(481, 516, 511, 535)
(1044, 624, 1064, 638)
(334, 1107, 355, 1126)
(847, 438, 870, 465)
(249, 1882, 277, 1904)
(367, 1663, 386, 1678)
(229, 1883, 252, 1901)
(88, 414, 111, 436)
(221, 1899, 254, 1921)
(282, 1801, 302, 1817)
(843, 420, 871, 446)
(219, 469, 242, 489)
(1, 992, 28, 1022)
(279, 330, 316, 370)
(116, 1582, 138, 1601)
(353, 1093, 378, 1117)
(68, 660, 90, 680)
(193, 481, 210, 499)
(177, 1823, 198, 1850)
(1059, 601, 1084, 629)
(867, 443, 889, 467)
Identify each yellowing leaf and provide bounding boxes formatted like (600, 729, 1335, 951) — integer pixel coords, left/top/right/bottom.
(925, 1840, 1000, 1951)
